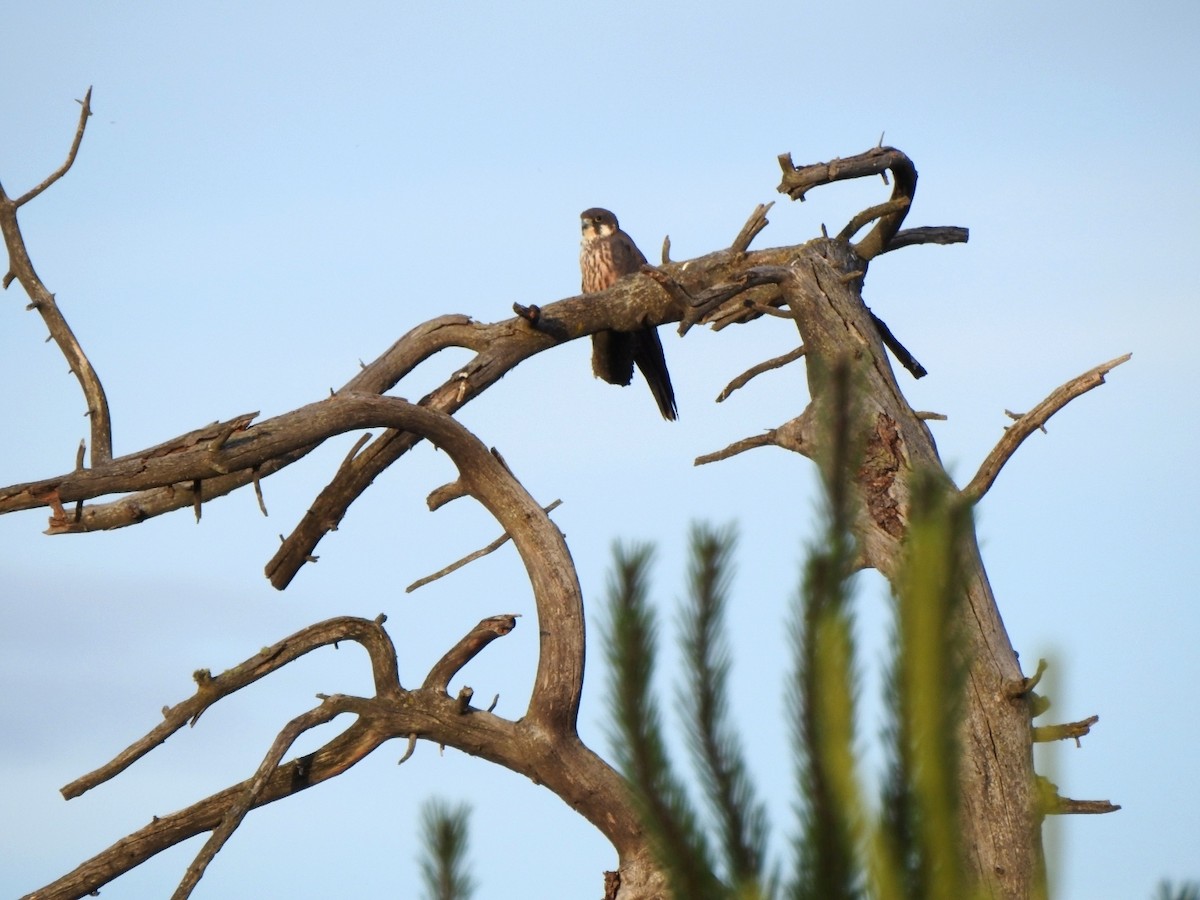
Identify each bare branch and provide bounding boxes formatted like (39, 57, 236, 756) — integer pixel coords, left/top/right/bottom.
(777, 146, 917, 261)
(1004, 657, 1049, 699)
(837, 197, 911, 242)
(679, 265, 792, 334)
(27, 716, 393, 900)
(716, 345, 806, 402)
(1045, 798, 1121, 815)
(12, 87, 94, 207)
(882, 225, 970, 252)
(407, 499, 563, 592)
(694, 413, 813, 466)
(1, 89, 112, 466)
(422, 615, 520, 693)
(962, 354, 1132, 504)
(1037, 776, 1121, 816)
(869, 310, 927, 379)
(61, 615, 400, 799)
(173, 697, 355, 900)
(1032, 714, 1100, 746)
(730, 201, 774, 253)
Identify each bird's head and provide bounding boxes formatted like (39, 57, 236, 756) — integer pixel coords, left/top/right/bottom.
(580, 207, 618, 241)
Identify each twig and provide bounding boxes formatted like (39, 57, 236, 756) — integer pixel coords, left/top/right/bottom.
(1004, 657, 1049, 699)
(962, 354, 1132, 503)
(251, 468, 268, 516)
(869, 310, 927, 379)
(1044, 798, 1121, 815)
(716, 346, 806, 402)
(397, 733, 418, 765)
(1032, 714, 1100, 746)
(13, 87, 94, 207)
(678, 266, 792, 335)
(407, 499, 562, 592)
(694, 414, 812, 466)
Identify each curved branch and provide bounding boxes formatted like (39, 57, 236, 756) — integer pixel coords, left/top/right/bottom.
(422, 614, 520, 692)
(1, 88, 112, 465)
(11, 87, 95, 207)
(777, 146, 918, 261)
(962, 354, 1131, 504)
(61, 614, 400, 799)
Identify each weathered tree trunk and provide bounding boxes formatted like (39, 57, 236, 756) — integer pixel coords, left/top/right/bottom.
(771, 235, 1042, 898)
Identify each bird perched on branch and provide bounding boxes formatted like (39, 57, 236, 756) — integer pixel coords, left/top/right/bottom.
(579, 207, 677, 420)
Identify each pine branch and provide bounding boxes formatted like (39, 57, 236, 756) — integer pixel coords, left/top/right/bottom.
(603, 543, 723, 900)
(788, 361, 864, 900)
(679, 523, 769, 890)
(419, 798, 475, 900)
(892, 473, 972, 900)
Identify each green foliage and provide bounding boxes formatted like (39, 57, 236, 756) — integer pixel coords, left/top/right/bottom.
(878, 473, 971, 900)
(601, 364, 979, 899)
(418, 798, 474, 900)
(1155, 882, 1200, 900)
(680, 523, 771, 893)
(602, 542, 725, 900)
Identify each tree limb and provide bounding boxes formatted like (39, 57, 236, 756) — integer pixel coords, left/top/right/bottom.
(716, 345, 806, 402)
(422, 615, 521, 692)
(777, 146, 918, 261)
(173, 696, 357, 900)
(962, 354, 1132, 504)
(1, 87, 112, 465)
(61, 615, 400, 799)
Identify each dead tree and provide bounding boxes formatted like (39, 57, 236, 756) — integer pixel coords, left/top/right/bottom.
(1, 90, 1123, 900)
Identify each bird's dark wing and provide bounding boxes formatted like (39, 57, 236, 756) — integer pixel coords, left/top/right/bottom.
(631, 325, 677, 420)
(611, 229, 648, 275)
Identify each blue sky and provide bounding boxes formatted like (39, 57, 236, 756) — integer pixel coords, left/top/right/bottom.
(1, 1, 1196, 897)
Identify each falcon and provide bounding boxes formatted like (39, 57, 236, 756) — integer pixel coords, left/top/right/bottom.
(579, 207, 677, 420)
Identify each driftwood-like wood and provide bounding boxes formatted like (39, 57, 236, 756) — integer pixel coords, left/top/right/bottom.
(2, 95, 1125, 900)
